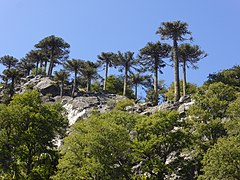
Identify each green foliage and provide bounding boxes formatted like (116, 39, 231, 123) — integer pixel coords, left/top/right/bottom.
(0, 55, 18, 69)
(114, 98, 135, 111)
(199, 136, 240, 180)
(0, 90, 68, 179)
(106, 75, 134, 99)
(132, 111, 190, 179)
(184, 82, 238, 177)
(54, 111, 140, 180)
(35, 35, 70, 76)
(165, 80, 198, 101)
(224, 95, 240, 136)
(206, 65, 240, 89)
(55, 110, 193, 179)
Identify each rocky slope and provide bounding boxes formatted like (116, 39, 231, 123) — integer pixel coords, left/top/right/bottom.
(6, 76, 194, 125)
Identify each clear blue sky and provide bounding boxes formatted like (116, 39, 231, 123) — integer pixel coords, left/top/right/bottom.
(0, 0, 239, 93)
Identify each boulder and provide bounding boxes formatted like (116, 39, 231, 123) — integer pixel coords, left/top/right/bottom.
(35, 77, 59, 96)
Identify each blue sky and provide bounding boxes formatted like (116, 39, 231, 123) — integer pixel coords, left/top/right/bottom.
(0, 0, 239, 95)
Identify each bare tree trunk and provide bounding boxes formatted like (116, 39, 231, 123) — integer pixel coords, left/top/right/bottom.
(134, 84, 138, 100)
(173, 39, 180, 102)
(48, 50, 54, 77)
(123, 67, 128, 96)
(71, 72, 77, 97)
(60, 82, 63, 98)
(154, 64, 158, 105)
(35, 61, 39, 75)
(44, 60, 47, 74)
(103, 62, 108, 91)
(182, 59, 187, 96)
(87, 78, 91, 92)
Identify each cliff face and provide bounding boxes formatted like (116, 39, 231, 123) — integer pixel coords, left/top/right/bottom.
(5, 76, 194, 126)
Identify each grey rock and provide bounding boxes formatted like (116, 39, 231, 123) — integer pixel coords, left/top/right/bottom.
(35, 77, 59, 96)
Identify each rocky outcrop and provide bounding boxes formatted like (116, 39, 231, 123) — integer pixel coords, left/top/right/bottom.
(5, 76, 194, 126)
(126, 95, 194, 117)
(19, 75, 59, 96)
(54, 93, 126, 125)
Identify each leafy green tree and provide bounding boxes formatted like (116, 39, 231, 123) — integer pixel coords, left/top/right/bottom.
(178, 44, 207, 96)
(54, 70, 69, 98)
(206, 65, 240, 90)
(224, 95, 240, 136)
(114, 51, 138, 96)
(0, 90, 68, 179)
(35, 35, 70, 76)
(185, 82, 238, 177)
(105, 75, 134, 99)
(79, 61, 99, 92)
(0, 55, 18, 70)
(54, 111, 140, 180)
(133, 110, 190, 179)
(199, 136, 240, 180)
(156, 21, 192, 101)
(139, 41, 171, 105)
(145, 79, 167, 104)
(165, 80, 198, 101)
(97, 52, 115, 91)
(64, 59, 84, 97)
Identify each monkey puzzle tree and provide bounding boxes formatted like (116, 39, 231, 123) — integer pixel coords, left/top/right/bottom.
(2, 68, 23, 98)
(178, 43, 207, 96)
(26, 50, 48, 75)
(129, 73, 151, 100)
(35, 35, 70, 76)
(64, 59, 84, 97)
(139, 41, 171, 105)
(79, 61, 99, 92)
(54, 70, 69, 98)
(17, 58, 35, 76)
(0, 55, 18, 70)
(114, 51, 138, 96)
(97, 52, 115, 91)
(156, 21, 192, 101)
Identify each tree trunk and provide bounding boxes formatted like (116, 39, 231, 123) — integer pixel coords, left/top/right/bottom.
(48, 49, 54, 77)
(173, 39, 180, 102)
(123, 67, 128, 96)
(10, 77, 15, 97)
(60, 82, 63, 98)
(182, 59, 187, 96)
(35, 61, 39, 75)
(135, 84, 138, 100)
(103, 62, 108, 91)
(71, 72, 77, 97)
(44, 60, 47, 74)
(154, 63, 158, 105)
(87, 78, 91, 92)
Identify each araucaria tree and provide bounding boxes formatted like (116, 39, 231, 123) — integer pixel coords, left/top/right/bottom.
(0, 55, 18, 70)
(178, 43, 207, 96)
(156, 21, 192, 101)
(114, 51, 137, 96)
(26, 50, 48, 75)
(79, 61, 99, 92)
(54, 70, 69, 98)
(64, 59, 84, 97)
(35, 35, 70, 76)
(139, 41, 171, 105)
(97, 52, 115, 91)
